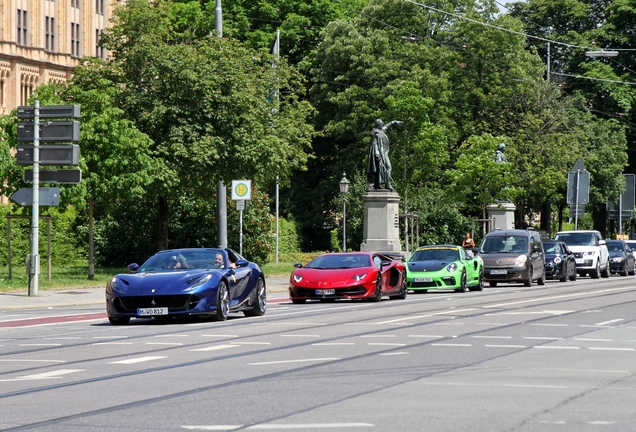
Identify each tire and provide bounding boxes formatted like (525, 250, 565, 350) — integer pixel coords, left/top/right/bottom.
(537, 269, 546, 286)
(569, 265, 577, 281)
(469, 268, 484, 292)
(620, 264, 628, 277)
(524, 268, 533, 287)
(454, 271, 468, 293)
(389, 273, 408, 300)
(211, 281, 230, 321)
(291, 298, 306, 304)
(489, 281, 498, 287)
(244, 277, 266, 317)
(590, 260, 600, 279)
(108, 316, 130, 326)
(559, 269, 568, 283)
(601, 260, 610, 278)
(369, 275, 382, 302)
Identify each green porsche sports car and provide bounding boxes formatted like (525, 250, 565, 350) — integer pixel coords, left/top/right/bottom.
(406, 245, 484, 293)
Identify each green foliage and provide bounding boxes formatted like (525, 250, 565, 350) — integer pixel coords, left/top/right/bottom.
(228, 189, 275, 265)
(273, 217, 301, 257)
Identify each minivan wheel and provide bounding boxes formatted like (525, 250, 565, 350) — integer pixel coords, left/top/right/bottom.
(524, 269, 533, 287)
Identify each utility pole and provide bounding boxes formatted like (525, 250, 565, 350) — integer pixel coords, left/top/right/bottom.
(28, 101, 40, 296)
(215, 0, 227, 248)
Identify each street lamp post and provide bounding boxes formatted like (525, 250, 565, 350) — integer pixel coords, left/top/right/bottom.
(339, 173, 350, 252)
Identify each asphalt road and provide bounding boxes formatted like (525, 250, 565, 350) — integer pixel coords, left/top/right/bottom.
(2, 276, 636, 431)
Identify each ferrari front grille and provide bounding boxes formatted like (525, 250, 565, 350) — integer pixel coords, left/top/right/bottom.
(114, 294, 200, 313)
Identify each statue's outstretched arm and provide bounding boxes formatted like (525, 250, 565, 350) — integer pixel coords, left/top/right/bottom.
(383, 120, 402, 131)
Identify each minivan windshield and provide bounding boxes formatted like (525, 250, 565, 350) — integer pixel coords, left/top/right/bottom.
(554, 232, 597, 246)
(481, 236, 528, 254)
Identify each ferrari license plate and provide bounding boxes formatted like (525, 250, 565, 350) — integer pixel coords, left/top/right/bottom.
(137, 307, 168, 316)
(490, 269, 507, 275)
(414, 277, 433, 282)
(315, 289, 335, 295)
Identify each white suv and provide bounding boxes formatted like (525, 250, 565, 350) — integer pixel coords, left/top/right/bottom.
(553, 230, 610, 279)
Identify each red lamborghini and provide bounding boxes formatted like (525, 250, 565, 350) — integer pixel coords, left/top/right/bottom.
(289, 252, 407, 303)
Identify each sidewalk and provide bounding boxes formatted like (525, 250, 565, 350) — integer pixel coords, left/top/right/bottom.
(0, 276, 290, 311)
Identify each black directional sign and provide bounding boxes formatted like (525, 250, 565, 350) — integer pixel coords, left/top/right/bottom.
(17, 105, 81, 119)
(24, 169, 82, 184)
(16, 144, 80, 166)
(17, 121, 80, 142)
(11, 187, 60, 206)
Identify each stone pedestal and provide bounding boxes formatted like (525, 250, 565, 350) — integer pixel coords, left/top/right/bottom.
(360, 190, 401, 252)
(486, 201, 516, 231)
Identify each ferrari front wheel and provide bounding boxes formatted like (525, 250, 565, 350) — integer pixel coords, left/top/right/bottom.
(211, 282, 230, 321)
(244, 277, 266, 317)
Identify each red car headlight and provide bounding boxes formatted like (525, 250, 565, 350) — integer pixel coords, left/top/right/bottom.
(293, 274, 304, 283)
(353, 273, 367, 282)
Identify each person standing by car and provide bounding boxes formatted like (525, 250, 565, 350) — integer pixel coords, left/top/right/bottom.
(462, 233, 476, 257)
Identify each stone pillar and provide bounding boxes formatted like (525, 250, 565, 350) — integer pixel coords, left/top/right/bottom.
(360, 190, 401, 252)
(486, 202, 516, 231)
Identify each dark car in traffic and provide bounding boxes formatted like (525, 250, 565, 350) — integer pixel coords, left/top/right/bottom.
(543, 240, 577, 282)
(605, 240, 636, 276)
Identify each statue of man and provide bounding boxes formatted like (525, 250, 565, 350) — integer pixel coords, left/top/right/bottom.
(495, 143, 507, 163)
(367, 118, 401, 190)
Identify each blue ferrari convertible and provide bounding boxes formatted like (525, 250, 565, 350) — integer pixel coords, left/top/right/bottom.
(106, 248, 266, 325)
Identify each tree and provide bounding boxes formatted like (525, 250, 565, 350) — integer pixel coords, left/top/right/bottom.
(99, 0, 315, 251)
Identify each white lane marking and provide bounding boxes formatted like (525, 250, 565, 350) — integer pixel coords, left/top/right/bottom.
(376, 315, 431, 324)
(477, 323, 508, 326)
(542, 368, 628, 374)
(93, 336, 128, 339)
(472, 336, 512, 339)
(431, 343, 472, 347)
(539, 421, 567, 424)
(248, 358, 339, 366)
(264, 322, 328, 326)
(312, 343, 354, 346)
(367, 343, 406, 346)
(190, 345, 238, 352)
(595, 319, 624, 326)
(18, 369, 84, 380)
(408, 335, 443, 338)
(93, 342, 134, 345)
(482, 287, 632, 308)
(530, 323, 568, 327)
(588, 421, 616, 425)
(360, 335, 396, 338)
(147, 342, 183, 346)
(155, 334, 189, 338)
(433, 322, 463, 325)
(280, 334, 320, 338)
(485, 345, 526, 348)
(588, 347, 634, 351)
(504, 384, 567, 389)
(18, 344, 61, 346)
(229, 342, 270, 345)
(45, 337, 81, 340)
(201, 335, 238, 338)
(379, 352, 408, 356)
(534, 346, 580, 350)
(523, 337, 564, 340)
(376, 308, 475, 324)
(110, 356, 167, 364)
(182, 424, 374, 430)
(0, 359, 65, 363)
(573, 338, 613, 342)
(485, 310, 573, 316)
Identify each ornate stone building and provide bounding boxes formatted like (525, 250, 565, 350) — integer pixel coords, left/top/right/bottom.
(1, 0, 121, 203)
(0, 0, 121, 114)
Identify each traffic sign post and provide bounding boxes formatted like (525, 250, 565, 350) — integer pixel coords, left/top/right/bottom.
(567, 158, 590, 229)
(17, 102, 81, 297)
(231, 181, 251, 255)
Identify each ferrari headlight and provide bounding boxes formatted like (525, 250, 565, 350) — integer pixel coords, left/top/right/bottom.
(553, 257, 562, 264)
(446, 263, 457, 272)
(293, 274, 304, 283)
(514, 255, 528, 267)
(108, 277, 125, 294)
(186, 274, 212, 291)
(353, 273, 367, 282)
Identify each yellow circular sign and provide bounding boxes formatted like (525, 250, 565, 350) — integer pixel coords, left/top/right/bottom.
(235, 183, 248, 197)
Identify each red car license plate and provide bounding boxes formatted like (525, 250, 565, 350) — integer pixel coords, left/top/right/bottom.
(315, 289, 335, 295)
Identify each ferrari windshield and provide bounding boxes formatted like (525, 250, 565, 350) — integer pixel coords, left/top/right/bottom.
(305, 254, 371, 269)
(410, 248, 459, 262)
(481, 236, 528, 254)
(139, 249, 224, 271)
(553, 233, 597, 246)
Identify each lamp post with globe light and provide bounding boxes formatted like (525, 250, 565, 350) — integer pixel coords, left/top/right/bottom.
(339, 173, 350, 252)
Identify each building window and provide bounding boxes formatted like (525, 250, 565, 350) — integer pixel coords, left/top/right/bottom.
(96, 29, 105, 59)
(71, 23, 81, 57)
(17, 9, 28, 46)
(72, 0, 80, 9)
(96, 0, 105, 15)
(46, 17, 56, 52)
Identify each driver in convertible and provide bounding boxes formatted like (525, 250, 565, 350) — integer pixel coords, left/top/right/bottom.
(167, 255, 189, 269)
